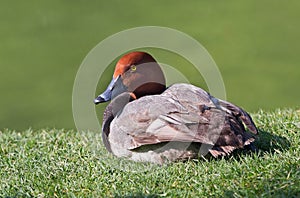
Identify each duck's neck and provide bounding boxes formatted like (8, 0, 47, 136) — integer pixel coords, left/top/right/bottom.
(133, 82, 166, 98)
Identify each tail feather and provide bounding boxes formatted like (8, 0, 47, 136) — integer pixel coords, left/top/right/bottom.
(219, 99, 258, 134)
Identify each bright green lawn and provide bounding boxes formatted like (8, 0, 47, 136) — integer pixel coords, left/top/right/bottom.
(0, 1, 300, 130)
(1, 109, 299, 197)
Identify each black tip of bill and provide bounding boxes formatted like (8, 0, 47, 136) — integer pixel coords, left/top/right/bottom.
(94, 96, 106, 104)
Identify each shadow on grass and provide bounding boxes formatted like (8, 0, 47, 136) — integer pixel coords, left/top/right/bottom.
(254, 129, 291, 153)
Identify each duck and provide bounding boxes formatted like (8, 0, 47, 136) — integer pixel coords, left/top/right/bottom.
(94, 51, 258, 164)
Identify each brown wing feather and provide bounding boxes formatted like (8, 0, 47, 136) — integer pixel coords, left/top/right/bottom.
(128, 99, 257, 157)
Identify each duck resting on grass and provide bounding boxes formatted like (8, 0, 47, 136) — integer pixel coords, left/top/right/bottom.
(94, 51, 258, 164)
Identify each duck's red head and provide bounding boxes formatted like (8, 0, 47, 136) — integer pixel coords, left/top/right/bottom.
(94, 51, 166, 104)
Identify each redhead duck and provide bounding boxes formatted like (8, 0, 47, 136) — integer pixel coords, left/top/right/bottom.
(94, 51, 258, 164)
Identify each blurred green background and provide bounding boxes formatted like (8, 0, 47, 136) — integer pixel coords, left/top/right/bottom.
(0, 1, 299, 130)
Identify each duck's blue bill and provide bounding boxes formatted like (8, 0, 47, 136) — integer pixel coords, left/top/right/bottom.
(94, 78, 116, 104)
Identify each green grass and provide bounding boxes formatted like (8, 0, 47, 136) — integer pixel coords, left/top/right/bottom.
(1, 109, 299, 197)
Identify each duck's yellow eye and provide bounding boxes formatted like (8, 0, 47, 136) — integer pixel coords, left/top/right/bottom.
(131, 65, 137, 71)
